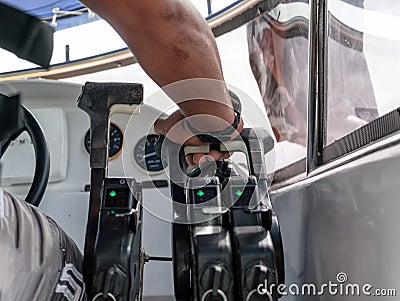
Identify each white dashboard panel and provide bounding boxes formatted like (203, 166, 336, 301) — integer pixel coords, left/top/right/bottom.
(0, 80, 169, 195)
(1, 108, 68, 185)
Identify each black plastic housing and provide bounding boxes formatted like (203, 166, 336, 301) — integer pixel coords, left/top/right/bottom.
(92, 178, 143, 301)
(187, 176, 235, 301)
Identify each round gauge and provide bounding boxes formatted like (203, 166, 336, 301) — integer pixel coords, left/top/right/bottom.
(84, 123, 124, 160)
(134, 134, 167, 173)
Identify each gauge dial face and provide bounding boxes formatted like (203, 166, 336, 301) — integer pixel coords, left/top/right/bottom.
(134, 134, 166, 172)
(84, 123, 124, 160)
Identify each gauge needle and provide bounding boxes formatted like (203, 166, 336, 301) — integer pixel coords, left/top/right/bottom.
(144, 152, 157, 158)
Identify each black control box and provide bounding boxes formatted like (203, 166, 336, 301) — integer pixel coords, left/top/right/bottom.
(188, 176, 220, 205)
(224, 176, 259, 209)
(92, 178, 143, 301)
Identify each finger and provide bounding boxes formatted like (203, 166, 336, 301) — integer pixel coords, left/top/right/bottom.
(199, 154, 214, 165)
(208, 150, 224, 161)
(195, 151, 224, 165)
(187, 152, 229, 166)
(154, 110, 185, 136)
(154, 117, 167, 136)
(222, 152, 230, 160)
(186, 155, 196, 166)
(193, 153, 207, 165)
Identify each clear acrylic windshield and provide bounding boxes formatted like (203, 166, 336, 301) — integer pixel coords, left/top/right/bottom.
(0, 0, 239, 74)
(326, 0, 400, 145)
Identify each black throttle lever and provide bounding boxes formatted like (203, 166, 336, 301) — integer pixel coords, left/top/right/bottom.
(77, 82, 143, 169)
(156, 128, 274, 181)
(77, 82, 143, 297)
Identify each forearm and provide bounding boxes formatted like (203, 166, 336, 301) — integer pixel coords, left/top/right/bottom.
(82, 0, 234, 131)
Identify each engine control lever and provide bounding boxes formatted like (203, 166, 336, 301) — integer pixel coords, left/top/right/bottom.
(157, 126, 284, 301)
(77, 82, 143, 297)
(91, 178, 143, 301)
(77, 82, 143, 169)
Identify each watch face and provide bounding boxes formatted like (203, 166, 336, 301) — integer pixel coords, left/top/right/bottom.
(134, 134, 166, 172)
(84, 123, 124, 160)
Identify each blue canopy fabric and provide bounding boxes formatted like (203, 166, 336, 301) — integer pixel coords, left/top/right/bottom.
(0, 0, 84, 19)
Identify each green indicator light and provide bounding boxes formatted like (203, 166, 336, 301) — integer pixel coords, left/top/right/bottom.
(235, 190, 243, 196)
(109, 190, 117, 197)
(197, 190, 205, 197)
(110, 210, 116, 215)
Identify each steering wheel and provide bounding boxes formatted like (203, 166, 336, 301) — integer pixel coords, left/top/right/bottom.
(0, 105, 50, 207)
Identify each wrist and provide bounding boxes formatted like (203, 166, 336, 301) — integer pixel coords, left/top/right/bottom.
(187, 90, 242, 142)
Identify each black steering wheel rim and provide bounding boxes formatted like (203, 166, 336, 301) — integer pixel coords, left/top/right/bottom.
(0, 105, 50, 206)
(22, 106, 50, 206)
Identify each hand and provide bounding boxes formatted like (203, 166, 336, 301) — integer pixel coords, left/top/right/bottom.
(154, 109, 243, 166)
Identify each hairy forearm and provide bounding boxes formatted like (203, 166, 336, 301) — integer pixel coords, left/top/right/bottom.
(82, 0, 234, 131)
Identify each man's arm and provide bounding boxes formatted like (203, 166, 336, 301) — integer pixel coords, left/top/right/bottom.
(81, 0, 243, 163)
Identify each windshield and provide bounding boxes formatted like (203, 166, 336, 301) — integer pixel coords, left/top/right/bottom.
(325, 0, 400, 145)
(0, 0, 240, 74)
